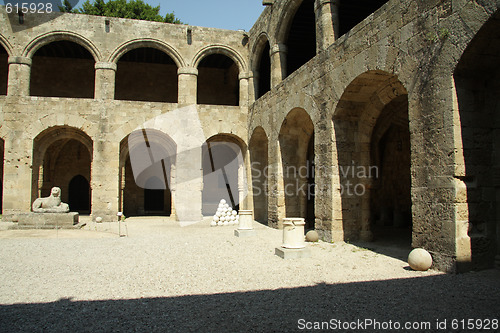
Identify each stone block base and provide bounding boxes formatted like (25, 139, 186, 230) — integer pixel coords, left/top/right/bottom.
(275, 247, 310, 259)
(234, 229, 256, 237)
(17, 212, 79, 229)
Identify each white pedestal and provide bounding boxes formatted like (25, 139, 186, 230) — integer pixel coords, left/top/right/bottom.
(282, 217, 305, 249)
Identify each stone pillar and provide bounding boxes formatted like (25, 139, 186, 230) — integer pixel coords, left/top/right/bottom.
(269, 139, 286, 229)
(244, 151, 254, 213)
(178, 67, 198, 105)
(238, 161, 246, 209)
(7, 56, 31, 97)
(91, 140, 120, 221)
(94, 62, 116, 100)
(37, 165, 44, 198)
(2, 137, 32, 220)
(270, 44, 287, 88)
(248, 71, 256, 104)
(170, 164, 177, 219)
(314, 0, 339, 52)
(239, 72, 249, 107)
(119, 165, 125, 212)
(174, 145, 203, 224)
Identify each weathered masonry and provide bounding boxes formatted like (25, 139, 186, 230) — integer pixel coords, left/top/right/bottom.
(0, 0, 499, 272)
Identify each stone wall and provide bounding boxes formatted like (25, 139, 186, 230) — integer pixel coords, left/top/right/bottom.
(0, 0, 499, 271)
(247, 0, 500, 271)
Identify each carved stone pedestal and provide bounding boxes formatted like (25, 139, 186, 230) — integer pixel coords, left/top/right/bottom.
(17, 212, 79, 229)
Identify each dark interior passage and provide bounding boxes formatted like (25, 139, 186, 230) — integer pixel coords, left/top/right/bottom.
(30, 41, 95, 98)
(115, 47, 178, 103)
(197, 54, 239, 106)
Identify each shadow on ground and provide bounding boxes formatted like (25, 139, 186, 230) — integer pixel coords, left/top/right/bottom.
(1, 272, 499, 332)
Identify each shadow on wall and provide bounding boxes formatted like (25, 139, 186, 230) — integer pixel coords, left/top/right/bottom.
(1, 272, 499, 331)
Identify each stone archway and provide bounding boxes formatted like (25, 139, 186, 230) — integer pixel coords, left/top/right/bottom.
(30, 40, 95, 98)
(454, 10, 500, 270)
(278, 108, 315, 229)
(0, 44, 7, 95)
(119, 130, 176, 217)
(202, 134, 247, 216)
(249, 127, 269, 224)
(115, 47, 178, 103)
(333, 70, 410, 244)
(197, 54, 240, 106)
(32, 127, 93, 213)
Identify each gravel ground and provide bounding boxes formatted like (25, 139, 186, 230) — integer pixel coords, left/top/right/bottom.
(0, 218, 499, 332)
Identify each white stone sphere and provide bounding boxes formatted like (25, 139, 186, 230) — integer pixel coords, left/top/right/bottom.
(217, 221, 223, 226)
(408, 248, 433, 271)
(210, 220, 217, 227)
(213, 216, 219, 222)
(232, 210, 237, 216)
(220, 199, 226, 204)
(96, 217, 103, 223)
(305, 230, 319, 242)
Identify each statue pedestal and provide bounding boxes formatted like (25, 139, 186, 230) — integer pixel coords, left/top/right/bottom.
(234, 229, 256, 238)
(17, 212, 79, 229)
(275, 247, 311, 259)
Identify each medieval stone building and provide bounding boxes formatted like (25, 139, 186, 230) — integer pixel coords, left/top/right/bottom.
(0, 0, 498, 272)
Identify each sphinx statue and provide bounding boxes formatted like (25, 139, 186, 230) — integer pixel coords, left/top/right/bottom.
(32, 187, 70, 213)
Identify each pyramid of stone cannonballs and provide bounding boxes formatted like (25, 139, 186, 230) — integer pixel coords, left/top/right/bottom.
(211, 199, 239, 227)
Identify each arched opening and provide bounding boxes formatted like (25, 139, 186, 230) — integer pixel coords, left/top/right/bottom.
(119, 130, 175, 217)
(202, 135, 246, 216)
(0, 45, 7, 95)
(30, 40, 95, 98)
(115, 47, 178, 103)
(32, 127, 93, 214)
(197, 54, 239, 106)
(333, 71, 410, 248)
(285, 0, 316, 77)
(68, 175, 90, 214)
(278, 108, 315, 229)
(0, 138, 4, 213)
(370, 95, 411, 241)
(338, 0, 389, 38)
(454, 11, 500, 270)
(249, 127, 268, 225)
(255, 40, 271, 99)
(144, 176, 166, 213)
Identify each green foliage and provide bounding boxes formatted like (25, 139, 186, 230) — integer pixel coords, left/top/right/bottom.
(425, 28, 449, 43)
(58, 0, 74, 12)
(66, 0, 183, 24)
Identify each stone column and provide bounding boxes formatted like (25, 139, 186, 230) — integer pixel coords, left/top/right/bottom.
(270, 44, 287, 88)
(248, 71, 256, 104)
(170, 164, 177, 219)
(94, 62, 116, 100)
(174, 145, 203, 224)
(268, 139, 286, 229)
(2, 137, 32, 220)
(37, 165, 44, 198)
(119, 165, 125, 212)
(238, 161, 246, 209)
(91, 140, 120, 222)
(315, 0, 339, 52)
(7, 56, 31, 97)
(178, 67, 198, 106)
(239, 72, 249, 107)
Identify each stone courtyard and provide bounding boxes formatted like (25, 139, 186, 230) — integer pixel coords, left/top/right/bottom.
(0, 0, 500, 275)
(0, 220, 499, 331)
